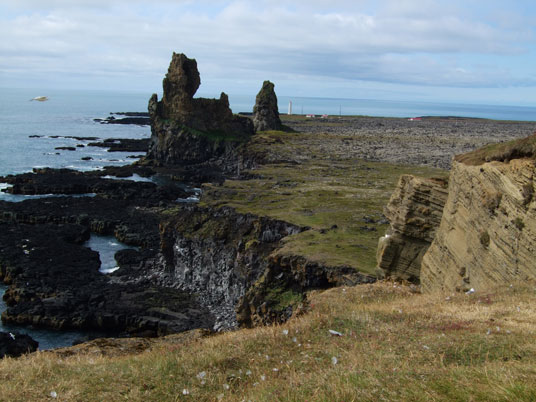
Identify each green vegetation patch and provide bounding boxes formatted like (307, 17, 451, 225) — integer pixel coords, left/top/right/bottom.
(2, 282, 536, 401)
(201, 129, 446, 276)
(264, 286, 303, 312)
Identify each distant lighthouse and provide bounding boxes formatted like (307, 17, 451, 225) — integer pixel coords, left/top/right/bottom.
(288, 100, 292, 115)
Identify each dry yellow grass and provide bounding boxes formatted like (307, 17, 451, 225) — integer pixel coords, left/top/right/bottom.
(1, 281, 535, 401)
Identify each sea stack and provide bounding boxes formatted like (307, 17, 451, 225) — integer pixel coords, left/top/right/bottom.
(146, 52, 254, 166)
(253, 80, 282, 132)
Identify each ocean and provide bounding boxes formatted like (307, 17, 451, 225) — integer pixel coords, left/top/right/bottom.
(1, 86, 536, 349)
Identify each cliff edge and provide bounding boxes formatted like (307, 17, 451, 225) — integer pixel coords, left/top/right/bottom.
(379, 133, 536, 292)
(376, 174, 448, 282)
(421, 155, 536, 292)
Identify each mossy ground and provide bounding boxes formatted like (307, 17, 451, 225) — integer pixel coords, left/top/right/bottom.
(1, 281, 535, 401)
(202, 127, 446, 275)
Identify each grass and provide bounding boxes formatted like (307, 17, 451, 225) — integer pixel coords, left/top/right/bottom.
(1, 281, 535, 401)
(202, 130, 446, 275)
(455, 133, 536, 165)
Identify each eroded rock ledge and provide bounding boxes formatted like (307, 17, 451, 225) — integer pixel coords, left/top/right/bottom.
(421, 157, 536, 292)
(376, 175, 448, 282)
(379, 134, 536, 292)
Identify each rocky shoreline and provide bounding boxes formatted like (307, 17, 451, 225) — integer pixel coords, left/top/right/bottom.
(3, 113, 534, 350)
(2, 52, 535, 357)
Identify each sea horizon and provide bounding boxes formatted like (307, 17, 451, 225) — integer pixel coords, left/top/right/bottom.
(3, 86, 536, 122)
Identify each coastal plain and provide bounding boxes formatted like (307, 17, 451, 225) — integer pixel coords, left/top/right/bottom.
(2, 114, 536, 400)
(202, 115, 533, 275)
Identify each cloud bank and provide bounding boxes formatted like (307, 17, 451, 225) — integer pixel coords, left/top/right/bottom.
(1, 0, 535, 101)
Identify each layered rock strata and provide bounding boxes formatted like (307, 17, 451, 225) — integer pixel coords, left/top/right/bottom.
(146, 53, 254, 168)
(421, 158, 536, 292)
(252, 80, 282, 132)
(379, 134, 536, 292)
(376, 175, 448, 282)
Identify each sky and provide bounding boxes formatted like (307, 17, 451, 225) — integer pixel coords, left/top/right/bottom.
(1, 0, 536, 105)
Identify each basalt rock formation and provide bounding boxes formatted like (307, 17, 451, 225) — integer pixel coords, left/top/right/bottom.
(379, 134, 536, 292)
(146, 53, 254, 169)
(144, 205, 374, 330)
(376, 175, 448, 282)
(0, 168, 214, 336)
(253, 80, 282, 132)
(148, 206, 304, 330)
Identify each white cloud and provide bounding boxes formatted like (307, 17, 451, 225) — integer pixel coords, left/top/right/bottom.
(0, 0, 534, 95)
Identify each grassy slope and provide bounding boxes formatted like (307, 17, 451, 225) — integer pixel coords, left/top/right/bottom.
(202, 128, 445, 274)
(1, 282, 535, 401)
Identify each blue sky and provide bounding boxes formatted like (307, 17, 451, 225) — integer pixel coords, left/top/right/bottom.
(1, 0, 536, 105)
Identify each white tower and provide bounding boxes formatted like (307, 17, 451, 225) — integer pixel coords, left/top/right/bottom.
(288, 100, 292, 115)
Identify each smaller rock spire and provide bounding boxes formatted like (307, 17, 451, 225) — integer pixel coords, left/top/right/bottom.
(253, 80, 282, 132)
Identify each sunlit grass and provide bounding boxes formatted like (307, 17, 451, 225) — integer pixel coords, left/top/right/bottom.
(1, 281, 535, 401)
(202, 129, 446, 275)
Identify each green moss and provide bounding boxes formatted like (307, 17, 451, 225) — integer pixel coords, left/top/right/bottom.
(245, 239, 259, 250)
(480, 231, 491, 248)
(201, 157, 444, 276)
(264, 287, 303, 311)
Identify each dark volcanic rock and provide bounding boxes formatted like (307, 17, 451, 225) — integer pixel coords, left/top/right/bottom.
(148, 205, 305, 330)
(146, 205, 373, 330)
(145, 52, 254, 170)
(93, 112, 151, 126)
(0, 211, 213, 336)
(87, 138, 150, 152)
(0, 165, 216, 336)
(0, 331, 38, 358)
(0, 168, 187, 201)
(253, 80, 282, 132)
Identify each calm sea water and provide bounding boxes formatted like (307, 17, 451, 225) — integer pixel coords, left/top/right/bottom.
(1, 87, 535, 349)
(1, 87, 535, 180)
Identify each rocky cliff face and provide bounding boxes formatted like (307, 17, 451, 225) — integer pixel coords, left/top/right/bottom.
(146, 53, 254, 169)
(253, 80, 282, 132)
(376, 175, 448, 282)
(142, 205, 375, 331)
(421, 158, 536, 292)
(146, 206, 304, 330)
(379, 134, 536, 292)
